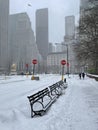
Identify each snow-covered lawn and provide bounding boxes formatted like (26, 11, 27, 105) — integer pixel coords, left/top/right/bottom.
(0, 74, 98, 130)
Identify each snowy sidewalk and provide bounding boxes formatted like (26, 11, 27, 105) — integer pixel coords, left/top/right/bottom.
(64, 76, 98, 130)
(0, 74, 98, 130)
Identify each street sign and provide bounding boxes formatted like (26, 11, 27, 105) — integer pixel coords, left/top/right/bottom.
(32, 59, 37, 64)
(61, 60, 66, 65)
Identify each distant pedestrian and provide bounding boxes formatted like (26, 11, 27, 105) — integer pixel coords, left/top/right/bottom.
(79, 73, 81, 79)
(82, 72, 85, 79)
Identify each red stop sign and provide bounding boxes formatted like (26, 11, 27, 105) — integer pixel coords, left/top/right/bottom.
(61, 60, 66, 65)
(32, 59, 37, 64)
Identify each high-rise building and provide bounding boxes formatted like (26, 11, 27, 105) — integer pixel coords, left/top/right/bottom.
(0, 0, 9, 72)
(36, 8, 49, 60)
(65, 16, 75, 40)
(80, 0, 98, 15)
(64, 15, 78, 74)
(80, 0, 89, 9)
(55, 43, 63, 52)
(80, 0, 98, 8)
(47, 52, 67, 73)
(9, 13, 39, 72)
(49, 43, 55, 53)
(80, 0, 98, 30)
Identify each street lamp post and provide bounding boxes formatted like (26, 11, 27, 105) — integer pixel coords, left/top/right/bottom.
(66, 44, 69, 76)
(62, 43, 69, 76)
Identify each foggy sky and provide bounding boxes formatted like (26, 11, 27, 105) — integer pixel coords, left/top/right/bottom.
(10, 0, 80, 43)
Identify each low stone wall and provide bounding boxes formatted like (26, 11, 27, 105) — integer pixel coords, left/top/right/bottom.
(87, 74, 98, 81)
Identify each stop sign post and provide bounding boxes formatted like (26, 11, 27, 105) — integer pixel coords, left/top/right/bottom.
(61, 60, 66, 81)
(25, 64, 29, 72)
(32, 59, 37, 78)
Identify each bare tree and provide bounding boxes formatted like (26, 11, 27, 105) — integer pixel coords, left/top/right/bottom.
(75, 5, 98, 74)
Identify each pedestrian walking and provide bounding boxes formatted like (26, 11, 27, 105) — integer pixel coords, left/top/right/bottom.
(79, 73, 81, 79)
(82, 72, 85, 79)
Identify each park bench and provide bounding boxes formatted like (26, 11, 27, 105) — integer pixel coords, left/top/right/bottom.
(58, 80, 68, 89)
(27, 80, 68, 118)
(49, 82, 63, 97)
(27, 87, 57, 118)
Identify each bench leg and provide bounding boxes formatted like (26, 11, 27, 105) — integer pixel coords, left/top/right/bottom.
(31, 111, 35, 118)
(40, 111, 45, 116)
(30, 104, 35, 118)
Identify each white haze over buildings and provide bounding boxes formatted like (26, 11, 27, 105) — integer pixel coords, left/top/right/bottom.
(10, 0, 80, 43)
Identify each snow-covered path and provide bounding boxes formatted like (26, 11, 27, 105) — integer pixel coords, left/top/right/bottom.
(0, 74, 98, 130)
(64, 76, 98, 130)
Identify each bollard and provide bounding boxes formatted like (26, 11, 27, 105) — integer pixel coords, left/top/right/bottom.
(64, 78, 66, 83)
(31, 75, 35, 80)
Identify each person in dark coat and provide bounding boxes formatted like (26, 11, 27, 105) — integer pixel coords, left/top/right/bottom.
(79, 73, 81, 79)
(82, 72, 85, 79)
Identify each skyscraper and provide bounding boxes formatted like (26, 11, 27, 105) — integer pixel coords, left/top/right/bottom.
(80, 0, 98, 25)
(0, 0, 9, 72)
(36, 8, 49, 60)
(65, 16, 75, 40)
(80, 0, 98, 13)
(80, 0, 89, 9)
(9, 13, 39, 72)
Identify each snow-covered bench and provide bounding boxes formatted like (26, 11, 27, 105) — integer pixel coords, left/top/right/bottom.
(49, 83, 63, 97)
(27, 80, 67, 118)
(58, 80, 68, 89)
(27, 87, 57, 118)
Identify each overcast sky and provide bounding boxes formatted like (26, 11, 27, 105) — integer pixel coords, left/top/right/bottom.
(10, 0, 80, 43)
